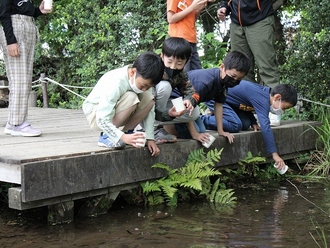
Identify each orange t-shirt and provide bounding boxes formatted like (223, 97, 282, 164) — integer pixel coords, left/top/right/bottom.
(167, 0, 197, 43)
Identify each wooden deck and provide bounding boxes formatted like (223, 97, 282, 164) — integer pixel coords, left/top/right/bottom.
(0, 107, 321, 222)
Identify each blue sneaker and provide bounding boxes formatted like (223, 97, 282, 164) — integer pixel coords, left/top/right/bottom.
(98, 133, 126, 149)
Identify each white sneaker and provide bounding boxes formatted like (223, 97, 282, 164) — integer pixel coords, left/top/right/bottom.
(4, 122, 12, 135)
(11, 121, 42, 137)
(269, 112, 281, 127)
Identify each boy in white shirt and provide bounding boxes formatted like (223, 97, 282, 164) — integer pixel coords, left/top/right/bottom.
(82, 52, 164, 157)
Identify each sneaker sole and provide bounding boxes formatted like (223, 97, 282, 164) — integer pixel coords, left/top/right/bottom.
(4, 128, 12, 135)
(97, 142, 126, 150)
(11, 131, 42, 137)
(270, 123, 281, 127)
(155, 138, 177, 144)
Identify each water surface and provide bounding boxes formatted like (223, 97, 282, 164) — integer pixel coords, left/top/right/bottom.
(0, 180, 329, 248)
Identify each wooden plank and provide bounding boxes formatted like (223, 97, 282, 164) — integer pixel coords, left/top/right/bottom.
(0, 162, 21, 184)
(19, 120, 319, 203)
(0, 106, 322, 212)
(9, 183, 139, 210)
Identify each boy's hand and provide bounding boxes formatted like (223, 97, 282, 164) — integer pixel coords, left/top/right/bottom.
(169, 106, 186, 118)
(147, 140, 160, 157)
(183, 99, 194, 116)
(218, 131, 234, 144)
(252, 124, 261, 131)
(121, 133, 147, 148)
(192, 132, 210, 143)
(272, 153, 285, 170)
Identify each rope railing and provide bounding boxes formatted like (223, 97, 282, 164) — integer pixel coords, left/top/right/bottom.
(1, 73, 330, 110)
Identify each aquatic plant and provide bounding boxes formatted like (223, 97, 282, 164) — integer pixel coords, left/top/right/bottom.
(310, 218, 328, 248)
(224, 151, 271, 182)
(304, 108, 330, 177)
(141, 148, 236, 206)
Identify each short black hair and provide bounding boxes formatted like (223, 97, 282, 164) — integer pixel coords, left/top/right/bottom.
(162, 37, 191, 61)
(133, 51, 164, 85)
(271, 84, 298, 106)
(223, 51, 250, 74)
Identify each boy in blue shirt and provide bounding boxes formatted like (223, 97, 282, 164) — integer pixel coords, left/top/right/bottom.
(203, 81, 297, 170)
(82, 52, 164, 157)
(169, 51, 250, 144)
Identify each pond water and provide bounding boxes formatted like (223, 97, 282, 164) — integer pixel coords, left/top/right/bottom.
(0, 179, 330, 248)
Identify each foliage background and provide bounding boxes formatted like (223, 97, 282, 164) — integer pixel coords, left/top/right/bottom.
(0, 0, 329, 118)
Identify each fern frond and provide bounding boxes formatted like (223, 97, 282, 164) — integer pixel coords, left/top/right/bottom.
(186, 148, 206, 164)
(180, 162, 204, 179)
(200, 177, 212, 196)
(206, 148, 223, 165)
(180, 178, 203, 191)
(238, 151, 266, 165)
(214, 189, 237, 204)
(197, 167, 221, 178)
(209, 178, 221, 202)
(140, 181, 161, 194)
(152, 163, 171, 172)
(158, 180, 178, 198)
(147, 193, 164, 206)
(165, 194, 178, 206)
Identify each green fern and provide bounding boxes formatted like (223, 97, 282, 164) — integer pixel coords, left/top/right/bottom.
(157, 180, 178, 198)
(151, 163, 172, 172)
(214, 189, 237, 204)
(180, 178, 203, 191)
(140, 147, 237, 207)
(234, 151, 267, 178)
(147, 192, 164, 206)
(140, 181, 161, 194)
(209, 178, 220, 202)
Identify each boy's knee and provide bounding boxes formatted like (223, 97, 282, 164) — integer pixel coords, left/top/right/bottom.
(231, 122, 243, 133)
(200, 115, 217, 130)
(156, 80, 172, 96)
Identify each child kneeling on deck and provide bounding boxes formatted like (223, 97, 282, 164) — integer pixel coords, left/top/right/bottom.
(82, 52, 164, 157)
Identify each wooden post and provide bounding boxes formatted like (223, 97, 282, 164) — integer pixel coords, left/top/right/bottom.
(48, 201, 74, 225)
(40, 73, 49, 108)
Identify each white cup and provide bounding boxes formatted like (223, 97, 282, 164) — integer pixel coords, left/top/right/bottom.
(171, 97, 185, 112)
(44, 0, 53, 10)
(135, 132, 146, 147)
(202, 134, 216, 148)
(274, 163, 288, 175)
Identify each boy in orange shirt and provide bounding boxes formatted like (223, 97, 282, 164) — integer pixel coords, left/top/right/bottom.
(167, 0, 209, 71)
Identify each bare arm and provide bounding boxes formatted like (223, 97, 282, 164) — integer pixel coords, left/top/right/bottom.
(214, 102, 234, 143)
(167, 0, 208, 24)
(186, 121, 210, 143)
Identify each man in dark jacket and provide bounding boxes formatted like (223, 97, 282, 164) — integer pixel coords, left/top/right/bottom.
(217, 0, 279, 89)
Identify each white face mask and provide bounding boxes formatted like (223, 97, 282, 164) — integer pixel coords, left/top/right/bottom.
(270, 99, 284, 115)
(130, 73, 144, 94)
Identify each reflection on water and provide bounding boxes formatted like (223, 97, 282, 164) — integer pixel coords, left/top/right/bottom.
(0, 181, 330, 248)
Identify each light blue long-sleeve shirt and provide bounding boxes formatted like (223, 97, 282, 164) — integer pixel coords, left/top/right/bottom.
(82, 65, 155, 143)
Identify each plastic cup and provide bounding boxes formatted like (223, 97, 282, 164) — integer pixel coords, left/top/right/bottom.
(171, 97, 185, 112)
(44, 0, 53, 10)
(135, 132, 146, 147)
(202, 134, 216, 148)
(274, 163, 288, 175)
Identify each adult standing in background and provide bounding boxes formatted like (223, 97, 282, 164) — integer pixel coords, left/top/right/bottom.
(0, 0, 52, 137)
(217, 0, 279, 89)
(167, 0, 209, 71)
